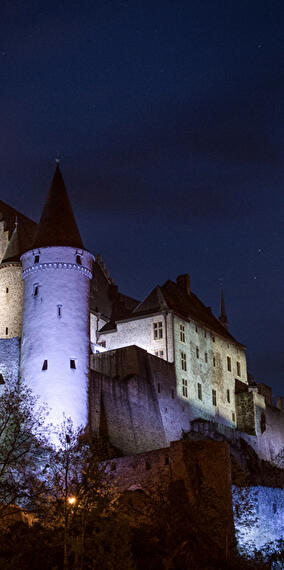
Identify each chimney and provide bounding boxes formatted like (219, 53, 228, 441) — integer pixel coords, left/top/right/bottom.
(177, 274, 190, 296)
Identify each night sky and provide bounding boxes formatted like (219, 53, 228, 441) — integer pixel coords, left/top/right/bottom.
(1, 1, 284, 395)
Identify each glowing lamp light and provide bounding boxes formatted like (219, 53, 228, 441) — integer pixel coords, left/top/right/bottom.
(68, 497, 77, 505)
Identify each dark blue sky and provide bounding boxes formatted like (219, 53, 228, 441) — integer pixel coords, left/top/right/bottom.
(1, 1, 284, 395)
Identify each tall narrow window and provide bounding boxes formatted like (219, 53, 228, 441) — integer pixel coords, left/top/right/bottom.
(182, 378, 188, 398)
(213, 356, 216, 367)
(212, 334, 215, 342)
(212, 389, 217, 406)
(6, 287, 8, 294)
(227, 389, 230, 403)
(34, 255, 39, 264)
(42, 360, 48, 371)
(195, 324, 198, 333)
(5, 327, 8, 335)
(76, 255, 82, 265)
(196, 346, 199, 359)
(232, 412, 236, 422)
(227, 356, 232, 372)
(153, 322, 163, 339)
(33, 284, 39, 297)
(180, 323, 185, 342)
(198, 383, 202, 400)
(205, 352, 208, 363)
(237, 361, 241, 376)
(70, 359, 76, 369)
(171, 389, 175, 399)
(181, 352, 187, 371)
(57, 305, 62, 318)
(157, 383, 161, 393)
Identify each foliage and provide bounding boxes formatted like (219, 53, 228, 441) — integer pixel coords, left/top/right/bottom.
(0, 382, 48, 526)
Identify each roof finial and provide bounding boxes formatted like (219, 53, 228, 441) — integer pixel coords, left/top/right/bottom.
(55, 153, 61, 165)
(15, 215, 18, 229)
(219, 284, 229, 330)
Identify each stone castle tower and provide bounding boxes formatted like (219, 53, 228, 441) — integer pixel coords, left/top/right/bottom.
(19, 165, 93, 438)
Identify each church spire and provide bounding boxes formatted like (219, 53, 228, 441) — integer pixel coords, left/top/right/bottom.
(32, 164, 84, 249)
(219, 287, 229, 330)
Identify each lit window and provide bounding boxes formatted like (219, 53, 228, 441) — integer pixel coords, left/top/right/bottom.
(227, 356, 231, 372)
(237, 361, 241, 376)
(42, 360, 48, 371)
(153, 321, 163, 340)
(212, 389, 217, 406)
(196, 346, 199, 359)
(70, 359, 76, 369)
(180, 323, 185, 342)
(198, 383, 202, 401)
(182, 378, 188, 398)
(205, 352, 208, 363)
(227, 389, 230, 403)
(181, 352, 187, 371)
(232, 412, 236, 422)
(213, 356, 216, 367)
(57, 305, 62, 318)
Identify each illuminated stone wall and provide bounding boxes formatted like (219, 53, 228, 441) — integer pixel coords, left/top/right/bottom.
(0, 263, 23, 339)
(90, 346, 191, 454)
(233, 485, 284, 557)
(20, 246, 93, 440)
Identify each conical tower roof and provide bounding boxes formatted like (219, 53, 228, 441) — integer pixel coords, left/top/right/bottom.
(32, 165, 84, 249)
(2, 220, 33, 263)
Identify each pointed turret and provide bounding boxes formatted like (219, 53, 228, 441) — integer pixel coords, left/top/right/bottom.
(2, 219, 33, 263)
(32, 164, 84, 249)
(219, 287, 229, 330)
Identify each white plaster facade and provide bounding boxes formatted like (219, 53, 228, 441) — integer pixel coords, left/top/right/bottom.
(20, 246, 93, 439)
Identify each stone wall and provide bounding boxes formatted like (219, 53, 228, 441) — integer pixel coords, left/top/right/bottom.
(107, 439, 234, 556)
(0, 263, 23, 338)
(0, 337, 21, 390)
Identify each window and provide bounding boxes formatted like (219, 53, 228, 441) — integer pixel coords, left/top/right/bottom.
(212, 389, 217, 406)
(182, 378, 188, 398)
(155, 350, 164, 359)
(181, 352, 187, 371)
(157, 383, 161, 393)
(227, 356, 231, 372)
(198, 383, 202, 400)
(34, 255, 39, 264)
(153, 321, 163, 340)
(76, 254, 82, 265)
(213, 356, 216, 367)
(212, 334, 215, 342)
(6, 287, 8, 294)
(5, 327, 8, 335)
(33, 283, 39, 297)
(237, 361, 241, 376)
(57, 305, 62, 318)
(180, 323, 185, 342)
(195, 324, 198, 333)
(205, 352, 208, 363)
(171, 389, 175, 399)
(196, 346, 199, 359)
(70, 359, 76, 369)
(204, 330, 207, 338)
(165, 456, 171, 465)
(42, 360, 48, 371)
(227, 389, 230, 403)
(232, 412, 236, 422)
(98, 341, 106, 348)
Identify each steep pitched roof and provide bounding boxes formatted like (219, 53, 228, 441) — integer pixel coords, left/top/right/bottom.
(32, 165, 84, 249)
(2, 220, 34, 263)
(0, 200, 36, 240)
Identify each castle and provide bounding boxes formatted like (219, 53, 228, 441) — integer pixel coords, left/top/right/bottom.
(0, 164, 283, 465)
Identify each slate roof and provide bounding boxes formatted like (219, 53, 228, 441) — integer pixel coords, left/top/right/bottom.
(2, 221, 35, 263)
(100, 278, 244, 347)
(33, 164, 84, 249)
